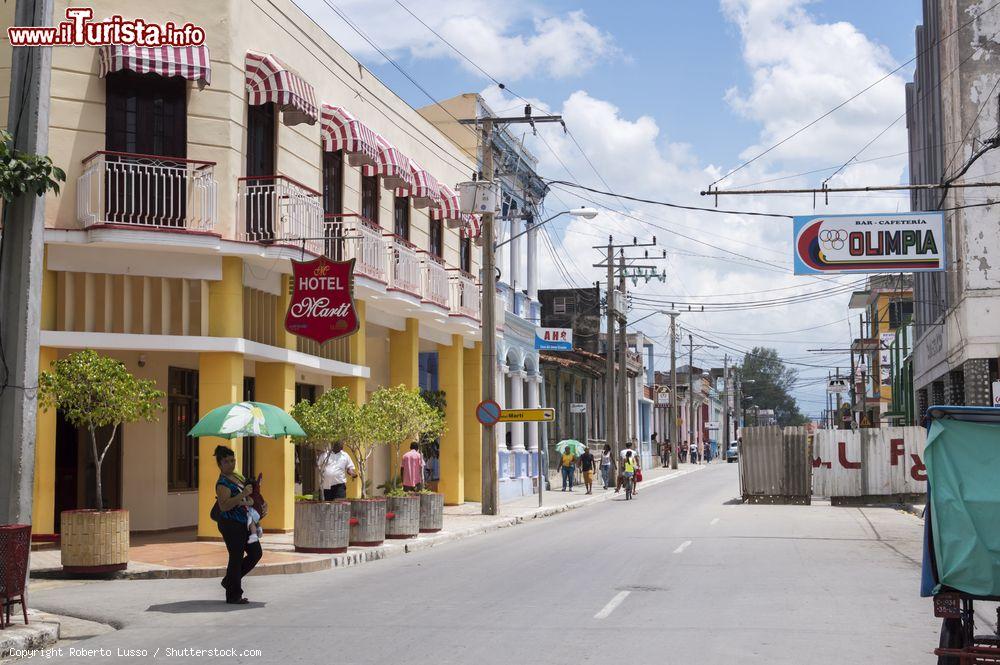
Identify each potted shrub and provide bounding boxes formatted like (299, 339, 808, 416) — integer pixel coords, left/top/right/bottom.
(367, 386, 444, 539)
(290, 388, 355, 553)
(38, 350, 163, 573)
(342, 400, 387, 546)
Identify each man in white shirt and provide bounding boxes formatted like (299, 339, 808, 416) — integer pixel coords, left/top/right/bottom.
(322, 442, 357, 500)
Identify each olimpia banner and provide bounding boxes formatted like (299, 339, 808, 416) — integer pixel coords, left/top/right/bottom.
(792, 212, 945, 275)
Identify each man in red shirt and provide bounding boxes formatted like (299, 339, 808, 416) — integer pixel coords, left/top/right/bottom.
(401, 442, 425, 491)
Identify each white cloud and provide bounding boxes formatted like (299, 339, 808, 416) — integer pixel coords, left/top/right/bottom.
(482, 0, 911, 417)
(294, 0, 617, 81)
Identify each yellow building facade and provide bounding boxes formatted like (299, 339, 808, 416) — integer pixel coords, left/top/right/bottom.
(2, 0, 483, 538)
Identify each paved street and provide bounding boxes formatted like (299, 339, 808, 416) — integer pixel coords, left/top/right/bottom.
(30, 463, 939, 664)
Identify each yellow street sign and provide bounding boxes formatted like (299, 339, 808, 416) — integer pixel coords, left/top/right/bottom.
(499, 408, 555, 423)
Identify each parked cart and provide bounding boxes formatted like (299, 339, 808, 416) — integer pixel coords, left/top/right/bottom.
(922, 406, 1000, 664)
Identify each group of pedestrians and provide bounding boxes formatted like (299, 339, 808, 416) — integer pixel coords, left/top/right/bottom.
(557, 441, 644, 497)
(657, 438, 716, 465)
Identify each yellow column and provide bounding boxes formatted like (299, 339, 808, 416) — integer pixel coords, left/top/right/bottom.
(198, 256, 244, 539)
(275, 274, 297, 351)
(33, 252, 58, 535)
(198, 353, 244, 539)
(438, 335, 464, 505)
(330, 300, 367, 498)
(388, 317, 419, 388)
(255, 362, 295, 531)
(32, 346, 58, 536)
(463, 341, 482, 502)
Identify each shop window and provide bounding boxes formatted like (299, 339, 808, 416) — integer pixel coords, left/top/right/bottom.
(167, 367, 199, 491)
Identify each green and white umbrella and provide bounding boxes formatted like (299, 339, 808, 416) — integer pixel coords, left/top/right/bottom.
(555, 439, 587, 455)
(188, 401, 306, 439)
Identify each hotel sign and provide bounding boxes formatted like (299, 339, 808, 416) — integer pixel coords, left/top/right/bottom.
(793, 212, 945, 275)
(285, 256, 359, 344)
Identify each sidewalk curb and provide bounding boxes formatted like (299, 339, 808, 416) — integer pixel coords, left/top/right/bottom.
(30, 554, 331, 581)
(0, 610, 59, 659)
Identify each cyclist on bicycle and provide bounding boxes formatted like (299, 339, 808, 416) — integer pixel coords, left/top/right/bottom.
(622, 451, 637, 500)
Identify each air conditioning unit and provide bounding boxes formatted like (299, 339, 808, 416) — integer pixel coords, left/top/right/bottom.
(457, 180, 498, 215)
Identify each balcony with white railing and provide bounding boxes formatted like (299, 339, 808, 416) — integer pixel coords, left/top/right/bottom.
(77, 151, 217, 231)
(325, 214, 387, 283)
(421, 253, 450, 309)
(237, 175, 324, 256)
(384, 234, 422, 298)
(448, 270, 480, 321)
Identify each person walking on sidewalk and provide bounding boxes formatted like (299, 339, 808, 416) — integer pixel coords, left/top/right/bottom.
(579, 447, 596, 494)
(560, 449, 577, 491)
(214, 446, 265, 605)
(600, 444, 613, 490)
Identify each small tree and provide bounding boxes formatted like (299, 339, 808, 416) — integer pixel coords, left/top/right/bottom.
(0, 129, 66, 200)
(367, 385, 446, 489)
(291, 387, 357, 499)
(38, 350, 163, 511)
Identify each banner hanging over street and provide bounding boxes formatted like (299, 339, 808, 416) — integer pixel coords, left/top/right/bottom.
(792, 212, 945, 275)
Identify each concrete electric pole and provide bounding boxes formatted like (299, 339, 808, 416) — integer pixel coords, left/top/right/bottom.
(460, 108, 564, 515)
(0, 0, 55, 526)
(668, 311, 679, 470)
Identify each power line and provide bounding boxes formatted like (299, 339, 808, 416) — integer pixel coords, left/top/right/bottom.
(708, 0, 1000, 188)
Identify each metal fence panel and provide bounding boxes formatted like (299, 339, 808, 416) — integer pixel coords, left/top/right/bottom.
(812, 427, 927, 499)
(741, 426, 810, 503)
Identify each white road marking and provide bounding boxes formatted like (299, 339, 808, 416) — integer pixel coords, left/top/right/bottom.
(673, 540, 692, 554)
(710, 518, 720, 526)
(594, 591, 631, 619)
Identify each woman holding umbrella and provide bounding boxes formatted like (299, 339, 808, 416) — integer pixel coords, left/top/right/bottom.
(190, 401, 305, 604)
(555, 440, 586, 492)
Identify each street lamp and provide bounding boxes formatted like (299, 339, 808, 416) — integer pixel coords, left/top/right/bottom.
(494, 208, 598, 249)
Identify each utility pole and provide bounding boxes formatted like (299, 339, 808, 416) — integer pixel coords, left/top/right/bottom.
(0, 0, 55, 526)
(722, 355, 730, 449)
(591, 239, 666, 478)
(604, 242, 616, 466)
(478, 118, 499, 515)
(460, 108, 564, 515)
(668, 311, 679, 470)
(617, 250, 628, 460)
(688, 335, 695, 459)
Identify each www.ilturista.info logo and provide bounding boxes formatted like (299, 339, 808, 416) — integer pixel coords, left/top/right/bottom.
(8, 8, 205, 47)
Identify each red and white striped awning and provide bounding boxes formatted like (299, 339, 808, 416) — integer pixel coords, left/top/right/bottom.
(245, 52, 318, 127)
(362, 133, 415, 191)
(431, 184, 464, 226)
(461, 214, 482, 240)
(320, 105, 379, 168)
(394, 159, 441, 209)
(99, 45, 211, 86)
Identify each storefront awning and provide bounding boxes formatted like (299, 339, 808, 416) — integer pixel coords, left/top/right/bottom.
(245, 52, 317, 126)
(462, 214, 482, 240)
(431, 184, 463, 226)
(394, 159, 441, 209)
(99, 45, 211, 86)
(362, 133, 415, 191)
(320, 104, 379, 168)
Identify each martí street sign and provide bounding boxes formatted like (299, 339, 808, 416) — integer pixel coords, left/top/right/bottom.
(498, 408, 555, 423)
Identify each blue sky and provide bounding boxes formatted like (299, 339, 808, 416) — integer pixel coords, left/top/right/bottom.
(298, 0, 928, 417)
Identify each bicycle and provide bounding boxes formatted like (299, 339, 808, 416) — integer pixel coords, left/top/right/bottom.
(623, 473, 634, 500)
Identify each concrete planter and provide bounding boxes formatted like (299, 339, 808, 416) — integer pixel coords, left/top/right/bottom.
(384, 495, 420, 539)
(60, 509, 129, 573)
(293, 501, 350, 553)
(419, 493, 444, 533)
(349, 498, 386, 547)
